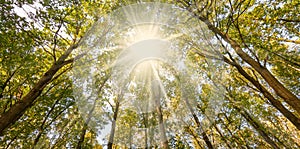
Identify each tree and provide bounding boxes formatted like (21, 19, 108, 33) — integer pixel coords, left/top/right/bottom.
(1, 0, 299, 148)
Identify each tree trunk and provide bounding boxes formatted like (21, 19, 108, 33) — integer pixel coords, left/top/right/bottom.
(232, 103, 280, 149)
(222, 56, 300, 130)
(0, 44, 78, 135)
(204, 112, 232, 148)
(195, 15, 300, 114)
(108, 101, 120, 149)
(76, 123, 88, 149)
(220, 114, 251, 148)
(185, 126, 204, 148)
(184, 97, 214, 149)
(34, 98, 61, 147)
(156, 105, 169, 149)
(76, 76, 109, 149)
(152, 80, 169, 149)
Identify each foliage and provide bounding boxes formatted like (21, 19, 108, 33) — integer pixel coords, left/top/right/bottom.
(0, 0, 299, 148)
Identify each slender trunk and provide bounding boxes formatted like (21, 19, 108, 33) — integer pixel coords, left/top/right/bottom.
(142, 112, 148, 148)
(193, 14, 300, 114)
(76, 76, 109, 149)
(151, 77, 169, 149)
(156, 98, 169, 149)
(77, 123, 88, 149)
(5, 135, 17, 149)
(148, 113, 156, 149)
(176, 74, 214, 148)
(0, 44, 78, 135)
(108, 101, 120, 149)
(77, 105, 95, 149)
(232, 104, 280, 149)
(221, 116, 246, 148)
(203, 112, 232, 148)
(212, 124, 232, 148)
(186, 126, 204, 148)
(50, 118, 76, 149)
(33, 97, 61, 147)
(221, 113, 251, 149)
(141, 94, 150, 148)
(129, 128, 132, 149)
(33, 103, 72, 148)
(184, 97, 214, 149)
(223, 57, 300, 130)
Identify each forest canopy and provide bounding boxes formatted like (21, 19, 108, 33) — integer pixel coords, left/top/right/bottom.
(0, 0, 299, 148)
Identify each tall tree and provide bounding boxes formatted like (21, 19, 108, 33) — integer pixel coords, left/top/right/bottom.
(1, 0, 299, 148)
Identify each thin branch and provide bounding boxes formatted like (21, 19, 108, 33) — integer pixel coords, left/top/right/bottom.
(234, 17, 261, 63)
(0, 65, 22, 99)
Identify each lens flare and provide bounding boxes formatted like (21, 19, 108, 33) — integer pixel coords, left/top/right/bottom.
(72, 2, 226, 148)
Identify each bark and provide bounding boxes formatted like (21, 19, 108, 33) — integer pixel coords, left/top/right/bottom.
(223, 56, 300, 130)
(141, 112, 149, 148)
(0, 44, 78, 135)
(33, 83, 72, 147)
(176, 74, 214, 148)
(77, 99, 97, 149)
(194, 14, 300, 114)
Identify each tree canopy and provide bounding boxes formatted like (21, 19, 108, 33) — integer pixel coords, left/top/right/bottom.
(0, 0, 299, 148)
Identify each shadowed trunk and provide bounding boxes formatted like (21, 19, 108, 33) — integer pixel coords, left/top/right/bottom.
(108, 101, 120, 149)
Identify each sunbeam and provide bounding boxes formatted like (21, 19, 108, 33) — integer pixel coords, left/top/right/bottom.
(73, 2, 226, 148)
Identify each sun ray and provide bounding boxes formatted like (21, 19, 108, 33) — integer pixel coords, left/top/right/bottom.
(72, 2, 226, 148)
